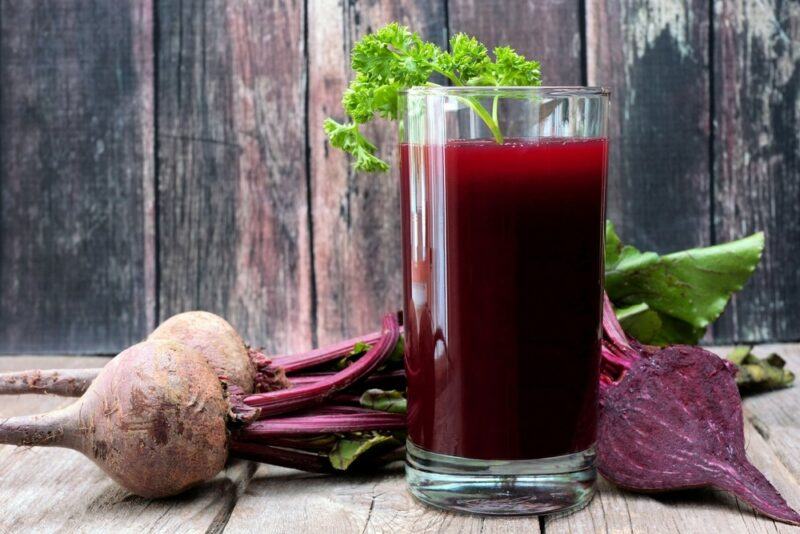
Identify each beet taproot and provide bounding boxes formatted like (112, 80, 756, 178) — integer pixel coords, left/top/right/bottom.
(0, 339, 229, 498)
(0, 368, 98, 396)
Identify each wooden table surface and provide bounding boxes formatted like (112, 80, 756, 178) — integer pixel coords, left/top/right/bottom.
(1, 345, 799, 533)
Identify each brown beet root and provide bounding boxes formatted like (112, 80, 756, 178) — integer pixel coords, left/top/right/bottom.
(148, 311, 257, 393)
(0, 340, 229, 498)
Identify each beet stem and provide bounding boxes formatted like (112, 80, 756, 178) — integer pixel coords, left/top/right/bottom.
(602, 292, 639, 362)
(284, 374, 325, 386)
(288, 369, 405, 393)
(237, 411, 405, 438)
(601, 342, 633, 372)
(249, 435, 339, 451)
(244, 314, 401, 416)
(273, 331, 383, 373)
(298, 405, 379, 415)
(0, 368, 98, 397)
(229, 441, 334, 473)
(330, 393, 362, 405)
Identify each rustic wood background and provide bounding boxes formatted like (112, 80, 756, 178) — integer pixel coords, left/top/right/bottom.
(0, 0, 798, 355)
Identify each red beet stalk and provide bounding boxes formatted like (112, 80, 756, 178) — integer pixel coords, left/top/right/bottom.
(236, 409, 405, 438)
(243, 314, 401, 417)
(229, 441, 334, 473)
(288, 369, 406, 390)
(273, 331, 383, 373)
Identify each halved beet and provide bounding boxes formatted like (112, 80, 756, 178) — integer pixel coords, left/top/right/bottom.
(599, 294, 800, 525)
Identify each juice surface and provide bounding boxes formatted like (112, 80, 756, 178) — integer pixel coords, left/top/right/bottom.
(401, 138, 608, 460)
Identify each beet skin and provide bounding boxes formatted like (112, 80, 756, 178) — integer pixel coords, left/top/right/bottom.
(0, 340, 230, 498)
(148, 311, 257, 393)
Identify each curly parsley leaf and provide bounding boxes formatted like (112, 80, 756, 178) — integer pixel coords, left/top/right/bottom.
(437, 33, 490, 83)
(325, 23, 542, 172)
(491, 46, 541, 86)
(323, 118, 389, 172)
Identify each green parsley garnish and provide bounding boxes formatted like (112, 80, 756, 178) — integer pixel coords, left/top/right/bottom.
(324, 23, 541, 172)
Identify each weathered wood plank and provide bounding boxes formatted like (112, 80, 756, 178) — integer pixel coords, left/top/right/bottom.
(712, 0, 800, 343)
(157, 0, 313, 354)
(0, 355, 256, 533)
(224, 466, 506, 533)
(587, 0, 712, 254)
(546, 427, 800, 533)
(448, 0, 583, 85)
(0, 0, 155, 354)
(308, 0, 447, 345)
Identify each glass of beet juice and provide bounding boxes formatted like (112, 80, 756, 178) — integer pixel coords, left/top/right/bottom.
(400, 87, 609, 515)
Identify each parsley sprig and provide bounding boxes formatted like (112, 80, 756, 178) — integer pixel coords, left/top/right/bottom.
(324, 23, 541, 172)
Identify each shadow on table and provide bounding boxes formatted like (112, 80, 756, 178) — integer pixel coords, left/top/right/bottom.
(647, 486, 763, 520)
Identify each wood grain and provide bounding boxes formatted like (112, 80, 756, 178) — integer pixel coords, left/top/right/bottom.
(307, 0, 447, 345)
(547, 459, 800, 534)
(0, 356, 256, 533)
(448, 0, 583, 85)
(587, 0, 712, 254)
(712, 0, 800, 343)
(224, 466, 503, 534)
(156, 0, 313, 354)
(0, 0, 155, 353)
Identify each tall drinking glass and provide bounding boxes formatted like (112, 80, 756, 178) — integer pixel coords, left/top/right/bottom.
(400, 87, 609, 515)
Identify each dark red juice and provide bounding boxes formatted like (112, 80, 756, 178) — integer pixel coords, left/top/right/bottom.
(401, 138, 608, 460)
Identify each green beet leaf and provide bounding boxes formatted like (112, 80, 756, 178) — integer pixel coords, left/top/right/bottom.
(328, 433, 400, 470)
(359, 388, 407, 414)
(605, 221, 764, 344)
(615, 302, 706, 346)
(728, 346, 795, 392)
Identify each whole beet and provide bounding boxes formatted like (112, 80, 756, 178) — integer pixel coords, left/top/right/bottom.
(0, 339, 229, 498)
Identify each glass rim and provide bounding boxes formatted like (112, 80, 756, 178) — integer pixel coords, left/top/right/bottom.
(401, 85, 610, 97)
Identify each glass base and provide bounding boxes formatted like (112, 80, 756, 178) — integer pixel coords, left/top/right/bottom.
(405, 440, 596, 516)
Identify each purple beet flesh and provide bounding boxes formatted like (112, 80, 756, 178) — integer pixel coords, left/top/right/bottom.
(599, 295, 800, 525)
